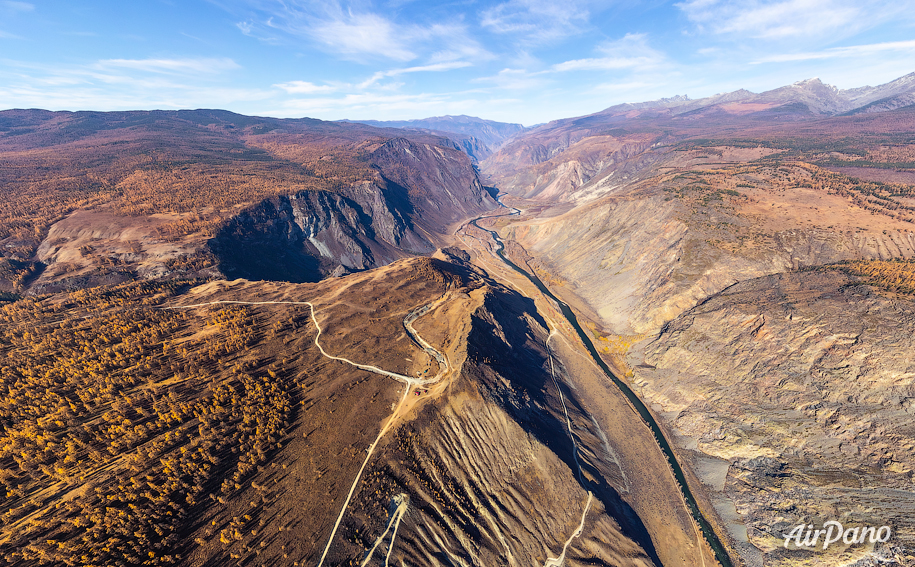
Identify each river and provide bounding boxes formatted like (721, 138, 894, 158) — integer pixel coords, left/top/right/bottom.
(468, 199, 735, 567)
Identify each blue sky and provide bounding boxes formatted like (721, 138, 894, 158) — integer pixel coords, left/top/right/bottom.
(1, 0, 914, 125)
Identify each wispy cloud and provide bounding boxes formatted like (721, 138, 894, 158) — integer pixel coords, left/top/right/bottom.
(0, 55, 268, 112)
(752, 39, 915, 63)
(552, 57, 642, 72)
(359, 61, 472, 88)
(272, 60, 473, 98)
(552, 34, 666, 72)
(309, 11, 416, 61)
(274, 80, 338, 94)
(0, 77, 272, 112)
(481, 0, 590, 43)
(473, 68, 550, 91)
(266, 91, 481, 119)
(677, 0, 909, 40)
(1, 1, 34, 12)
(225, 1, 490, 65)
(96, 57, 241, 75)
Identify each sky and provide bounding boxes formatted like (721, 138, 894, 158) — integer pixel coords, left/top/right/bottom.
(1, 0, 914, 125)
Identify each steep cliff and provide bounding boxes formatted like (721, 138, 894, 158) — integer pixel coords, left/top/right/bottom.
(627, 271, 915, 566)
(369, 137, 497, 229)
(210, 137, 497, 282)
(210, 182, 431, 282)
(503, 151, 915, 334)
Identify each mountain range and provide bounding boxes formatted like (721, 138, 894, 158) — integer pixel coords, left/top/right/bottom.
(341, 115, 526, 162)
(2, 72, 915, 567)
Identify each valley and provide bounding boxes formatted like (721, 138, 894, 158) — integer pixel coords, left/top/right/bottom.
(3, 72, 915, 567)
(474, 74, 915, 566)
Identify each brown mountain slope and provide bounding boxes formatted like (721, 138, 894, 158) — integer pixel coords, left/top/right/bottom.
(627, 270, 915, 566)
(502, 148, 915, 334)
(0, 254, 695, 567)
(477, 76, 915, 566)
(0, 109, 496, 292)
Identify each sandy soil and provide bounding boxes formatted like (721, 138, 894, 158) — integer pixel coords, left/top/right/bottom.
(824, 165, 915, 185)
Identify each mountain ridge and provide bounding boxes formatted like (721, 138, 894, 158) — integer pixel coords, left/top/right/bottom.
(341, 115, 527, 162)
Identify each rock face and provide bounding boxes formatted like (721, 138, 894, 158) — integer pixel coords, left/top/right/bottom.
(503, 176, 915, 334)
(346, 115, 526, 161)
(627, 271, 915, 566)
(369, 137, 497, 228)
(211, 137, 497, 282)
(210, 184, 430, 282)
(483, 132, 661, 200)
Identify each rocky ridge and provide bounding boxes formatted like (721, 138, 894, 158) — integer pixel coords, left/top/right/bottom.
(210, 137, 497, 282)
(627, 271, 915, 566)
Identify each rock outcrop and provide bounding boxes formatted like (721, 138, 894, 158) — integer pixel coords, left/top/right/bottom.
(211, 137, 497, 282)
(627, 271, 915, 565)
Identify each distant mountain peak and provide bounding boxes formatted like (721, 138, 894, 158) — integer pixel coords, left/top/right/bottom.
(790, 77, 838, 92)
(341, 115, 527, 162)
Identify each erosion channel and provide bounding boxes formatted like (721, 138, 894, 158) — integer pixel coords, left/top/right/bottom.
(469, 198, 735, 567)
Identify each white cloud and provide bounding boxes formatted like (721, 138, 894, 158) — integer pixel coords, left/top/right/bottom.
(273, 80, 338, 94)
(264, 91, 482, 119)
(1, 1, 34, 12)
(97, 57, 241, 75)
(310, 12, 416, 62)
(552, 57, 642, 72)
(273, 61, 472, 98)
(473, 68, 550, 91)
(752, 39, 915, 63)
(481, 0, 592, 43)
(552, 34, 666, 72)
(225, 1, 490, 65)
(677, 0, 908, 40)
(0, 55, 271, 113)
(0, 78, 273, 112)
(359, 61, 472, 88)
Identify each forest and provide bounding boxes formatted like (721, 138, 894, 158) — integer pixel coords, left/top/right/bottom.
(0, 279, 309, 566)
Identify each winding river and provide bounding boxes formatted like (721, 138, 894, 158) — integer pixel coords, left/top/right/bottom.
(468, 199, 735, 567)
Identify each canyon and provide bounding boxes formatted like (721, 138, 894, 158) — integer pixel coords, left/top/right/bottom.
(3, 72, 915, 567)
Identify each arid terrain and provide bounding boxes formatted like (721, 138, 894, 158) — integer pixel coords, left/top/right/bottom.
(3, 72, 915, 567)
(478, 73, 915, 566)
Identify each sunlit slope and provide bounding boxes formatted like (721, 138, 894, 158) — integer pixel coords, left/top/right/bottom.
(0, 109, 496, 293)
(0, 255, 666, 567)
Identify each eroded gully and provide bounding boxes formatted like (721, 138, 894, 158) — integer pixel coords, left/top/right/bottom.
(463, 196, 734, 567)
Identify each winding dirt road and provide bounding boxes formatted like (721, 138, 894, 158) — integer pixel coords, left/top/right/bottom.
(169, 299, 446, 388)
(359, 493, 409, 567)
(168, 295, 451, 567)
(543, 330, 593, 567)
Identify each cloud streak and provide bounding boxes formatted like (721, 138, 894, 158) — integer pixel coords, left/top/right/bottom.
(265, 91, 484, 119)
(309, 11, 417, 62)
(359, 61, 472, 88)
(481, 0, 590, 43)
(97, 58, 240, 75)
(552, 33, 666, 72)
(2, 1, 34, 12)
(226, 1, 490, 65)
(677, 0, 910, 40)
(752, 39, 915, 63)
(274, 80, 338, 94)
